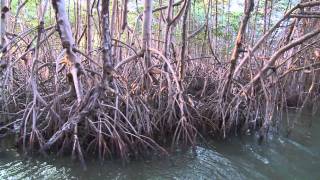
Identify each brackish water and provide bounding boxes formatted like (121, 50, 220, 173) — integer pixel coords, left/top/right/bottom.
(0, 112, 319, 180)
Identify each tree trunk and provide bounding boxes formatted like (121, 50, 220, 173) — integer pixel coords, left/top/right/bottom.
(222, 0, 254, 99)
(0, 0, 8, 71)
(179, 0, 191, 83)
(52, 0, 83, 103)
(121, 0, 128, 31)
(164, 0, 173, 58)
(1, 0, 8, 51)
(86, 0, 93, 55)
(101, 0, 113, 87)
(142, 0, 153, 64)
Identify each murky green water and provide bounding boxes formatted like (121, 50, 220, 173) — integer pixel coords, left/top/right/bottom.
(0, 112, 319, 180)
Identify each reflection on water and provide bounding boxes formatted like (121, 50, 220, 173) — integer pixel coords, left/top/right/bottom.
(0, 113, 319, 180)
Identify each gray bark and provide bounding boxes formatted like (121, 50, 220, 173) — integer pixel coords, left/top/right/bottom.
(52, 0, 83, 103)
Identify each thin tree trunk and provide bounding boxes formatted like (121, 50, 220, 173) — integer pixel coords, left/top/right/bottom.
(86, 0, 93, 55)
(0, 0, 8, 85)
(225, 0, 231, 60)
(262, 0, 268, 56)
(215, 0, 218, 52)
(52, 0, 83, 103)
(222, 0, 254, 98)
(75, 0, 81, 43)
(101, 0, 113, 87)
(110, 0, 118, 38)
(142, 0, 153, 68)
(179, 0, 190, 83)
(121, 0, 128, 31)
(1, 0, 8, 51)
(164, 0, 173, 58)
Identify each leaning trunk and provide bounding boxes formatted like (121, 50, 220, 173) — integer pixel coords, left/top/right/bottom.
(52, 0, 83, 103)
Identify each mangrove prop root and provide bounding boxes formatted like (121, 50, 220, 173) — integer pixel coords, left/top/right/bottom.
(0, 0, 320, 167)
